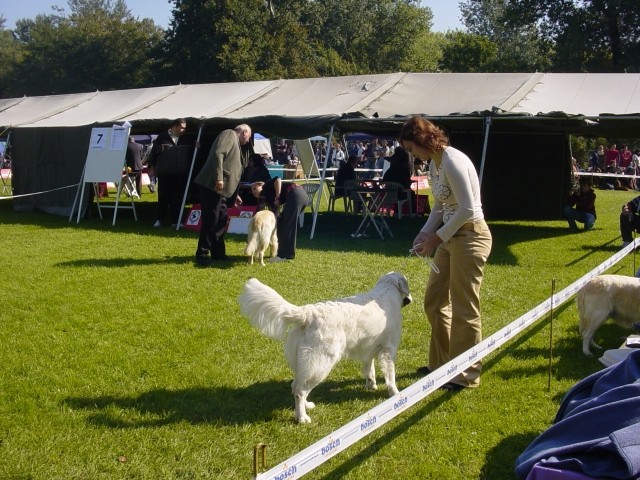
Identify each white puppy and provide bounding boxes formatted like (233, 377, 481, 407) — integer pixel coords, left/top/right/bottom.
(577, 274, 640, 355)
(239, 272, 412, 423)
(244, 210, 278, 266)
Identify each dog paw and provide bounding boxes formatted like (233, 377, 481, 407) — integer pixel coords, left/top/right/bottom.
(388, 386, 400, 396)
(365, 380, 378, 391)
(306, 401, 316, 410)
(297, 414, 312, 424)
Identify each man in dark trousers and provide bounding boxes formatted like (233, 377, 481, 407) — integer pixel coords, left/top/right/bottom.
(194, 124, 252, 266)
(125, 135, 144, 196)
(148, 118, 193, 227)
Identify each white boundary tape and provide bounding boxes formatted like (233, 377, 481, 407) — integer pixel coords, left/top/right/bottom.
(0, 183, 78, 200)
(255, 239, 639, 480)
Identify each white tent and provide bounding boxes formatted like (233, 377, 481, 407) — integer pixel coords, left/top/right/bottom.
(253, 133, 273, 158)
(3, 73, 640, 131)
(3, 72, 640, 221)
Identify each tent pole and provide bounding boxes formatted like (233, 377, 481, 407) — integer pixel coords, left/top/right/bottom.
(70, 162, 87, 223)
(310, 125, 334, 239)
(176, 123, 203, 231)
(478, 116, 492, 186)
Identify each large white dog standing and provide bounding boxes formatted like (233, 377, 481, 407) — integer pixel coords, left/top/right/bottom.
(577, 274, 640, 355)
(239, 272, 412, 423)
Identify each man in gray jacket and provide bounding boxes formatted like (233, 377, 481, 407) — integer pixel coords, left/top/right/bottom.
(194, 124, 252, 266)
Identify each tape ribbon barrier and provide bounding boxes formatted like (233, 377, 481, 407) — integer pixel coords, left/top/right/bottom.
(0, 183, 78, 200)
(255, 240, 638, 480)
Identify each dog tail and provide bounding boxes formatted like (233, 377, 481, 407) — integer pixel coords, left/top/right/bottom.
(244, 226, 258, 257)
(576, 285, 586, 334)
(239, 278, 304, 340)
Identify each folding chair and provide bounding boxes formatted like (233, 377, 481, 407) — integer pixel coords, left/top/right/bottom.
(299, 183, 321, 227)
(378, 181, 413, 219)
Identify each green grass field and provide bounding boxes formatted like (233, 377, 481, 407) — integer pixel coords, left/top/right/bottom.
(1, 184, 638, 479)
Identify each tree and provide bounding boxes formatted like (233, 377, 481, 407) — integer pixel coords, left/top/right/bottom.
(5, 0, 164, 96)
(439, 31, 498, 72)
(158, 0, 442, 84)
(459, 0, 551, 72)
(300, 0, 440, 74)
(462, 0, 640, 73)
(0, 16, 26, 97)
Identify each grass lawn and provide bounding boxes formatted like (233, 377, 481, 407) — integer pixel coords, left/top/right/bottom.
(1, 183, 639, 479)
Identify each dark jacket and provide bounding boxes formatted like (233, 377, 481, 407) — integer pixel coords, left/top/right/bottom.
(148, 130, 192, 169)
(125, 140, 144, 171)
(335, 162, 356, 197)
(382, 147, 412, 199)
(567, 188, 597, 218)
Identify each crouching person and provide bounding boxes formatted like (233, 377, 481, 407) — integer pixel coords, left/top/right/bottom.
(620, 195, 640, 248)
(564, 177, 596, 231)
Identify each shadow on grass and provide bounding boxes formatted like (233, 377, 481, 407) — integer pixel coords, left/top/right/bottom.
(317, 393, 451, 480)
(480, 431, 540, 479)
(486, 222, 621, 268)
(63, 376, 408, 428)
(2, 199, 622, 263)
(55, 255, 242, 269)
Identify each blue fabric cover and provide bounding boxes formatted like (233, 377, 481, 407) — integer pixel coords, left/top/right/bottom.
(515, 350, 640, 479)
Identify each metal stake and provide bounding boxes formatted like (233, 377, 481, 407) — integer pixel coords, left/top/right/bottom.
(253, 443, 267, 478)
(547, 279, 556, 392)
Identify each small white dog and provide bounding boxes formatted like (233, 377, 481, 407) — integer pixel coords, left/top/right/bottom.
(577, 274, 640, 355)
(244, 210, 278, 266)
(239, 272, 412, 423)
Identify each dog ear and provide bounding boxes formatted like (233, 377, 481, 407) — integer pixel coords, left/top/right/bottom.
(388, 272, 411, 299)
(399, 275, 411, 300)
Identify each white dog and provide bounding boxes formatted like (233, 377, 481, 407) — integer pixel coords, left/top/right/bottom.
(244, 210, 278, 266)
(577, 274, 640, 355)
(238, 272, 412, 423)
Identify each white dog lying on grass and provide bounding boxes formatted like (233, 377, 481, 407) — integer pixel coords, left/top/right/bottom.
(239, 272, 412, 423)
(577, 274, 640, 355)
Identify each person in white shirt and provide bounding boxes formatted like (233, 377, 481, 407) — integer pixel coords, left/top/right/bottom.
(399, 116, 492, 391)
(331, 143, 346, 168)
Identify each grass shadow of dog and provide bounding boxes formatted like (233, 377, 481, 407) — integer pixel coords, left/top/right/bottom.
(63, 378, 391, 428)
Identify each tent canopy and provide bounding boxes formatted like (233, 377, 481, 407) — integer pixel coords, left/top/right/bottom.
(3, 73, 639, 137)
(4, 72, 640, 219)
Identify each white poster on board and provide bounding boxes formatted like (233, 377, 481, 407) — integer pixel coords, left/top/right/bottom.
(109, 125, 127, 150)
(89, 128, 110, 150)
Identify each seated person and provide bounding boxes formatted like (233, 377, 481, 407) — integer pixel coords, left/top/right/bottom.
(563, 177, 596, 231)
(620, 194, 640, 248)
(382, 146, 414, 203)
(335, 155, 358, 198)
(414, 158, 427, 176)
(241, 154, 272, 184)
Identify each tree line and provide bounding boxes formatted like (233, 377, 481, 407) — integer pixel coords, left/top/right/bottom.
(0, 0, 637, 99)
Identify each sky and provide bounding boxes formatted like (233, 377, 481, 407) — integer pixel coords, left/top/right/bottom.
(0, 0, 465, 32)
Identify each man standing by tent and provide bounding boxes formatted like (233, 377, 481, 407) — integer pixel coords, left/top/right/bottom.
(148, 118, 193, 227)
(125, 136, 144, 196)
(194, 124, 252, 267)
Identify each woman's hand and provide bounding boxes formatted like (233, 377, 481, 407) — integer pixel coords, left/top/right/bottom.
(413, 232, 442, 257)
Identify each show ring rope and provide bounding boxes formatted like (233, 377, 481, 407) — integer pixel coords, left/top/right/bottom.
(253, 240, 638, 480)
